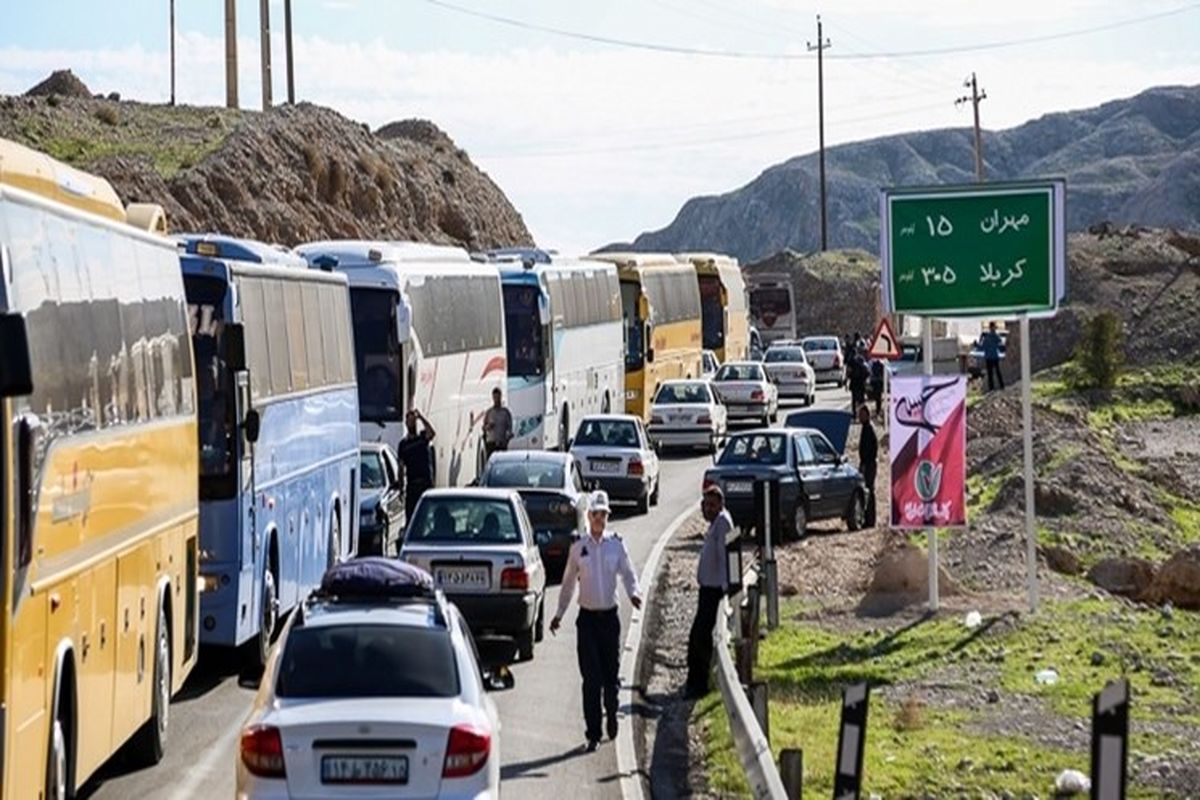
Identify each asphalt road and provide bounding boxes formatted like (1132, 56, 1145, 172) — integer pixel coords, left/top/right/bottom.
(81, 384, 850, 800)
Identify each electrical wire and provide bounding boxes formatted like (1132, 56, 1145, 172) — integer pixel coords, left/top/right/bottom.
(418, 0, 1200, 61)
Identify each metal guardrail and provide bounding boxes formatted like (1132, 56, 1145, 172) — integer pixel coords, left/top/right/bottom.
(714, 591, 788, 799)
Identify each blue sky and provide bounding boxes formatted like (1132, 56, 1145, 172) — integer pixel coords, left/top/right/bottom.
(3, 1, 1198, 252)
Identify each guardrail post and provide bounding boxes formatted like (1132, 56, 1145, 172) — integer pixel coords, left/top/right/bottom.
(754, 478, 781, 630)
(780, 749, 803, 800)
(1091, 678, 1130, 799)
(747, 681, 769, 743)
(833, 682, 870, 800)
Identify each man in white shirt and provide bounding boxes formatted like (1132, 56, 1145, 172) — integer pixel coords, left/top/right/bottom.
(550, 490, 642, 751)
(686, 485, 732, 699)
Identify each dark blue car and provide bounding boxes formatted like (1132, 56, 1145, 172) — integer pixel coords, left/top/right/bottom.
(703, 428, 867, 540)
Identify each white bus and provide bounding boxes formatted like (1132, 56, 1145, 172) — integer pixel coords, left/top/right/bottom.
(747, 272, 797, 346)
(487, 249, 625, 450)
(297, 241, 506, 488)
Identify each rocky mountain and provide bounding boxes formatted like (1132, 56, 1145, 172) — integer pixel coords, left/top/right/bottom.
(613, 85, 1200, 262)
(0, 72, 532, 249)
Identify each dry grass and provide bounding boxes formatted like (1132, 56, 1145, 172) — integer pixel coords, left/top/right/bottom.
(893, 694, 926, 732)
(94, 105, 120, 126)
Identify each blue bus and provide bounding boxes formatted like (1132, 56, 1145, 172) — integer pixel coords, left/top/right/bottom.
(180, 235, 360, 667)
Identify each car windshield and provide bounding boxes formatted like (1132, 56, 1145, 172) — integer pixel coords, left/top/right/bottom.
(764, 349, 807, 363)
(803, 339, 838, 352)
(654, 383, 711, 405)
(573, 419, 640, 448)
(408, 497, 522, 543)
(276, 624, 459, 698)
(718, 433, 788, 466)
(485, 460, 565, 490)
(715, 364, 763, 382)
(360, 451, 387, 490)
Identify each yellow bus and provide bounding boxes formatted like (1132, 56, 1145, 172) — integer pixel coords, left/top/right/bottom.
(590, 253, 702, 420)
(680, 252, 749, 363)
(0, 139, 199, 800)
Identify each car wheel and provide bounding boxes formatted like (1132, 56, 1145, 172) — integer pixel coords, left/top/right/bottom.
(534, 597, 545, 643)
(846, 491, 866, 532)
(792, 502, 808, 541)
(636, 492, 650, 514)
(650, 477, 660, 506)
(516, 626, 535, 662)
(129, 605, 171, 766)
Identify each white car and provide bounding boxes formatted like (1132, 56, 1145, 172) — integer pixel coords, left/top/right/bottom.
(710, 361, 779, 426)
(401, 489, 547, 662)
(800, 336, 846, 386)
(647, 379, 727, 453)
(762, 346, 817, 405)
(700, 349, 720, 380)
(237, 560, 501, 800)
(569, 414, 661, 515)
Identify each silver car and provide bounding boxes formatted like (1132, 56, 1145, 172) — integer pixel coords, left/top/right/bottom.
(570, 414, 662, 515)
(400, 488, 548, 661)
(648, 379, 728, 453)
(710, 361, 779, 426)
(762, 346, 817, 405)
(800, 336, 846, 386)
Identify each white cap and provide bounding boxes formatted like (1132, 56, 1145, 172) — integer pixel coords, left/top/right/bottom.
(589, 490, 611, 514)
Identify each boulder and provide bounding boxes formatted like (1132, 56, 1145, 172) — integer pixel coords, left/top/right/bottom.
(1041, 544, 1083, 576)
(1087, 557, 1157, 599)
(1035, 483, 1079, 517)
(1148, 547, 1200, 609)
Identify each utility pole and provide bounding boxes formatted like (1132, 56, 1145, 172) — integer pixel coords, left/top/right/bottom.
(169, 0, 176, 105)
(285, 0, 296, 104)
(260, 0, 273, 110)
(224, 0, 239, 108)
(807, 16, 832, 251)
(956, 72, 988, 181)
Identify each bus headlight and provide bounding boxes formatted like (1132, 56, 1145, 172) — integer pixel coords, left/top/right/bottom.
(199, 574, 221, 593)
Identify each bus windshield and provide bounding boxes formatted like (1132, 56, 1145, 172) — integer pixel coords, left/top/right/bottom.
(503, 283, 544, 379)
(186, 275, 235, 492)
(350, 288, 402, 422)
(699, 275, 724, 350)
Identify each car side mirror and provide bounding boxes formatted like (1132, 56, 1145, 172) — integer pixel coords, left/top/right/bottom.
(0, 314, 34, 398)
(244, 408, 261, 444)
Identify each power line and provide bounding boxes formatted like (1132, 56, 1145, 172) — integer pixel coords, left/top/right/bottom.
(418, 0, 1200, 61)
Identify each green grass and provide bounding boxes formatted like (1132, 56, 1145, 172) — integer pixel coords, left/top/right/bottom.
(700, 597, 1200, 796)
(694, 693, 752, 797)
(40, 135, 225, 178)
(1087, 398, 1176, 431)
(1167, 498, 1200, 546)
(966, 470, 1011, 513)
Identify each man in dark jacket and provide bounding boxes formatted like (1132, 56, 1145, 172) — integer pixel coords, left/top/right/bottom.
(858, 404, 878, 527)
(847, 351, 869, 411)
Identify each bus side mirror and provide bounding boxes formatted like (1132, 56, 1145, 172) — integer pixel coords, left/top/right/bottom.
(396, 297, 412, 345)
(0, 314, 34, 398)
(15, 414, 40, 567)
(244, 408, 261, 444)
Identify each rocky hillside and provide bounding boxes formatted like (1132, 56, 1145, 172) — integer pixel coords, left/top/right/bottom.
(613, 84, 1200, 262)
(745, 249, 882, 339)
(0, 71, 532, 249)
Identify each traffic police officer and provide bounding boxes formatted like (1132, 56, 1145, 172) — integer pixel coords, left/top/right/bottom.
(550, 490, 642, 751)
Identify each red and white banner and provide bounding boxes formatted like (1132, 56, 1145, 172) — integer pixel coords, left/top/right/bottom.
(889, 375, 967, 529)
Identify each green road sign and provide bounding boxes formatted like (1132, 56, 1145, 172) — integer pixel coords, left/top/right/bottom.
(880, 180, 1066, 317)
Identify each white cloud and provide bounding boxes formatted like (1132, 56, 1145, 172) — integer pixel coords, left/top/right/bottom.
(1, 19, 1195, 254)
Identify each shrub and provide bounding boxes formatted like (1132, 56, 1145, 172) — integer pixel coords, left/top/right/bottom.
(94, 105, 120, 126)
(1064, 311, 1124, 391)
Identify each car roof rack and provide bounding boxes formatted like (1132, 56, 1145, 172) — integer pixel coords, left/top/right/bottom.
(300, 558, 450, 628)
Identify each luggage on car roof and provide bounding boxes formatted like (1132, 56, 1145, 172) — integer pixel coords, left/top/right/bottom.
(320, 557, 435, 598)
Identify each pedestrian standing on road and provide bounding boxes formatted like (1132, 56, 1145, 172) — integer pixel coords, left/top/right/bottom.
(550, 490, 642, 752)
(858, 404, 879, 527)
(869, 359, 885, 416)
(981, 321, 1005, 392)
(483, 387, 513, 458)
(685, 486, 732, 699)
(848, 350, 869, 411)
(397, 408, 436, 521)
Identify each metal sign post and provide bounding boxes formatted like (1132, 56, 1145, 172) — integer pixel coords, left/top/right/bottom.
(833, 682, 870, 800)
(755, 479, 780, 630)
(1020, 313, 1039, 611)
(1091, 679, 1130, 800)
(922, 318, 939, 611)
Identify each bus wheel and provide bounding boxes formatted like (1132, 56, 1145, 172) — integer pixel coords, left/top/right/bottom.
(327, 513, 341, 570)
(47, 682, 73, 800)
(601, 393, 611, 414)
(130, 605, 171, 765)
(558, 409, 570, 452)
(244, 566, 278, 675)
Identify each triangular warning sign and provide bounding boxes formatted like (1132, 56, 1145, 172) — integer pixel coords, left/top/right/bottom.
(867, 317, 902, 360)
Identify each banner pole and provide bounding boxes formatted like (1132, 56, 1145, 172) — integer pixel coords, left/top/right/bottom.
(1020, 313, 1039, 611)
(922, 317, 939, 612)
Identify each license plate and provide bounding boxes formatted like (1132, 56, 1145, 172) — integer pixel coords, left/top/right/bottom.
(590, 460, 621, 473)
(725, 481, 753, 494)
(434, 565, 490, 590)
(792, 372, 807, 380)
(321, 755, 408, 784)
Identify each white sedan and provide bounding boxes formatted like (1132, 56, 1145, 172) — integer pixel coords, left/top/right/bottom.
(647, 379, 727, 453)
(762, 346, 817, 405)
(710, 361, 779, 426)
(569, 414, 661, 514)
(237, 560, 500, 799)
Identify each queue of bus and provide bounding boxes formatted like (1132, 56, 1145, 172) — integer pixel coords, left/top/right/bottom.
(0, 139, 756, 799)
